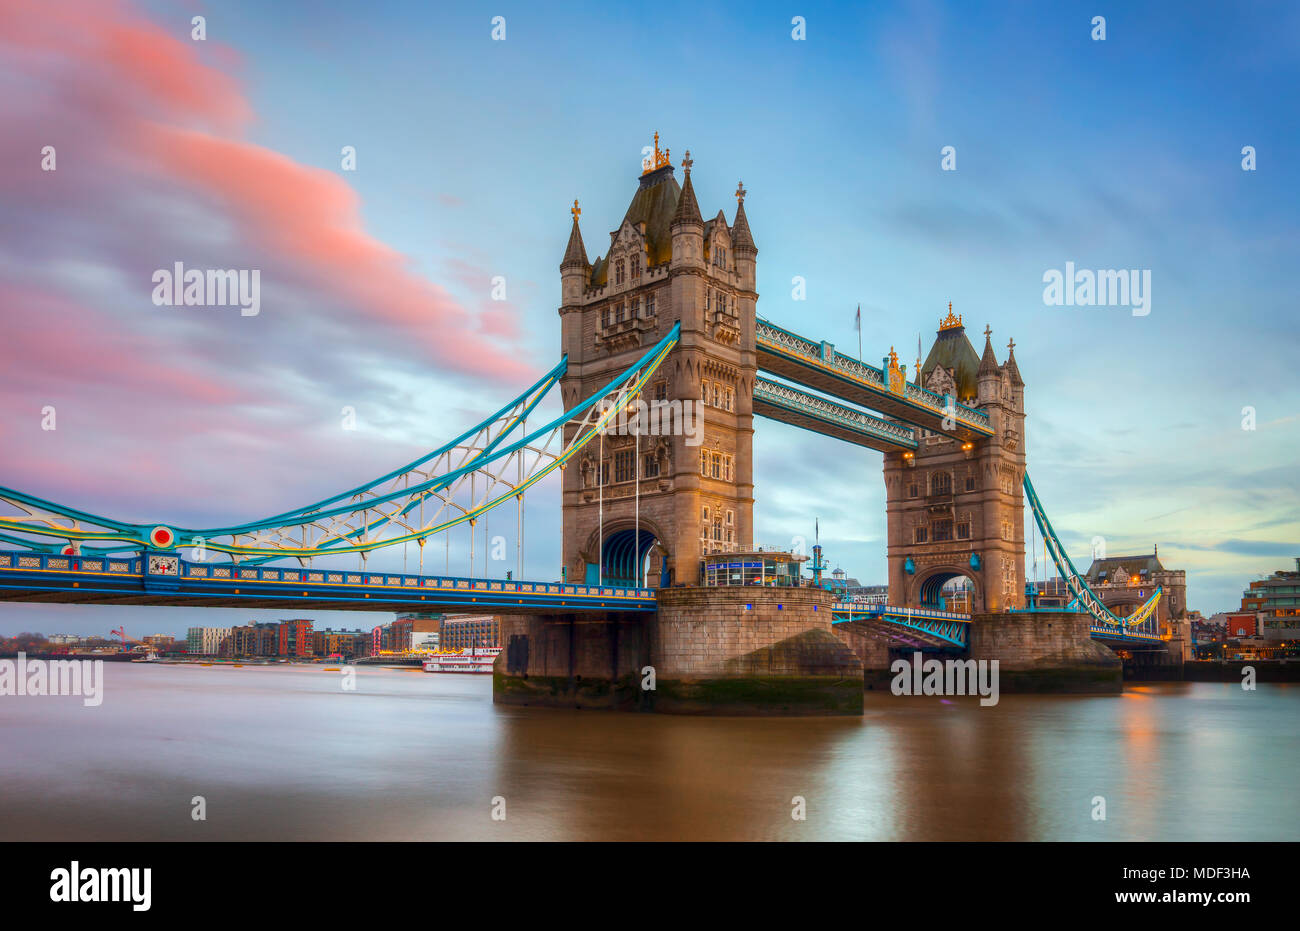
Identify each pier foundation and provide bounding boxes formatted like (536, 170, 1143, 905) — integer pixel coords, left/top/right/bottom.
(967, 609, 1122, 693)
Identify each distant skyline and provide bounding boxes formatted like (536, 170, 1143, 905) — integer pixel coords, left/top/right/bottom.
(2, 0, 1298, 636)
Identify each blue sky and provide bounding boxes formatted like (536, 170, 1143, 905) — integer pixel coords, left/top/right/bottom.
(2, 0, 1297, 636)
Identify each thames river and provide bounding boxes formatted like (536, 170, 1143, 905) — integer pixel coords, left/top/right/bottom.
(1, 663, 1296, 841)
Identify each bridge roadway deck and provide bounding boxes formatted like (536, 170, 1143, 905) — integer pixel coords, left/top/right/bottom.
(0, 550, 656, 614)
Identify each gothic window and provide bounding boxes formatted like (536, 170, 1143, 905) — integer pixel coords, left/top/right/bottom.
(630, 297, 640, 318)
(631, 255, 641, 279)
(908, 482, 919, 499)
(645, 292, 656, 316)
(713, 385, 721, 408)
(714, 245, 727, 269)
(933, 519, 953, 543)
(614, 450, 634, 483)
(654, 381, 667, 401)
(599, 461, 609, 486)
(717, 292, 727, 314)
(711, 452, 721, 479)
(713, 518, 723, 541)
(957, 521, 971, 540)
(932, 472, 952, 496)
(705, 290, 712, 311)
(601, 306, 611, 328)
(726, 509, 734, 526)
(723, 456, 733, 481)
(700, 449, 708, 476)
(701, 379, 709, 403)
(615, 260, 625, 285)
(915, 527, 928, 544)
(725, 388, 734, 411)
(615, 302, 626, 323)
(965, 474, 976, 492)
(643, 454, 660, 478)
(1001, 520, 1012, 541)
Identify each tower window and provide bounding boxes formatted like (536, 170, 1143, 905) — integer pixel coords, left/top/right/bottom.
(914, 527, 928, 544)
(615, 260, 625, 285)
(614, 450, 634, 483)
(956, 522, 971, 540)
(645, 292, 656, 316)
(908, 482, 919, 499)
(933, 519, 953, 543)
(965, 475, 976, 492)
(631, 255, 641, 279)
(931, 472, 952, 496)
(644, 454, 660, 478)
(717, 292, 727, 314)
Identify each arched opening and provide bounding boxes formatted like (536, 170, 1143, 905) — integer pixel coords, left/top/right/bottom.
(597, 528, 659, 588)
(917, 570, 976, 613)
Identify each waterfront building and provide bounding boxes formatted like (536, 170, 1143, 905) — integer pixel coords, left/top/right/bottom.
(391, 613, 443, 651)
(276, 618, 314, 657)
(186, 626, 231, 656)
(312, 627, 370, 658)
(1083, 549, 1187, 625)
(1242, 558, 1300, 640)
(228, 622, 278, 657)
(440, 614, 500, 650)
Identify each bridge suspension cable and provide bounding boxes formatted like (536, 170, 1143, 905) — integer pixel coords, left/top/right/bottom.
(1022, 473, 1162, 629)
(0, 324, 682, 564)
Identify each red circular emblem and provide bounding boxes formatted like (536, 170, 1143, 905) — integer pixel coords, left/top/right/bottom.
(150, 526, 175, 548)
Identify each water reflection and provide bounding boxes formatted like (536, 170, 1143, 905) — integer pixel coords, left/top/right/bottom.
(0, 665, 1295, 841)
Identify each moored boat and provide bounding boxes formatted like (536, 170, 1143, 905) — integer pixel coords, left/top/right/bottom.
(421, 647, 500, 674)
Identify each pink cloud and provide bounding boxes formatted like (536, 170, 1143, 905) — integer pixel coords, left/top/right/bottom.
(0, 0, 538, 528)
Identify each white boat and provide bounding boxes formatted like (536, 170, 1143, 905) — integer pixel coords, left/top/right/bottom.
(421, 647, 501, 674)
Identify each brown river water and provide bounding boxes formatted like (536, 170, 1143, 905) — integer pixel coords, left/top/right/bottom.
(1, 662, 1295, 841)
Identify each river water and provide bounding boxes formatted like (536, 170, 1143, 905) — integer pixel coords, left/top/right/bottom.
(1, 663, 1295, 841)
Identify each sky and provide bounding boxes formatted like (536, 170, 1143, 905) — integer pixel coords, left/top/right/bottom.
(0, 0, 1297, 637)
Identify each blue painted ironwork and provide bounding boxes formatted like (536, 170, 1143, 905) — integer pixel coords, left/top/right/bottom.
(1023, 473, 1163, 633)
(0, 325, 682, 564)
(0, 549, 657, 613)
(832, 602, 971, 649)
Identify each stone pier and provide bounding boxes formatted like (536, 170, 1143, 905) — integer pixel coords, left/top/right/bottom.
(493, 586, 864, 715)
(967, 609, 1122, 693)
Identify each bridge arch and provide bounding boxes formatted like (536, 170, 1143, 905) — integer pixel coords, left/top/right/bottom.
(582, 519, 668, 588)
(910, 564, 982, 614)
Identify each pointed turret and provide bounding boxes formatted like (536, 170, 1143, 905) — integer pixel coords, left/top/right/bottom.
(671, 161, 703, 228)
(561, 199, 588, 270)
(978, 323, 999, 376)
(731, 181, 756, 255)
(1005, 338, 1024, 386)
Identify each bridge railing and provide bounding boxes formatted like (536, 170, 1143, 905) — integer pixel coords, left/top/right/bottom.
(0, 550, 656, 600)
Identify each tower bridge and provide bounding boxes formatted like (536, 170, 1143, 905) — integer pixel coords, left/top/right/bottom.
(0, 136, 1178, 714)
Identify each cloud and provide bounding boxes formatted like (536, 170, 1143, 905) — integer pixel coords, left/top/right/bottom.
(0, 0, 536, 531)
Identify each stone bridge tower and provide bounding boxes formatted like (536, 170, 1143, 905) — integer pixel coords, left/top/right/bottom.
(882, 308, 1027, 612)
(558, 138, 757, 588)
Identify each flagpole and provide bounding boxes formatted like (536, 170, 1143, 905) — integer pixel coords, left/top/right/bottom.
(855, 303, 862, 359)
